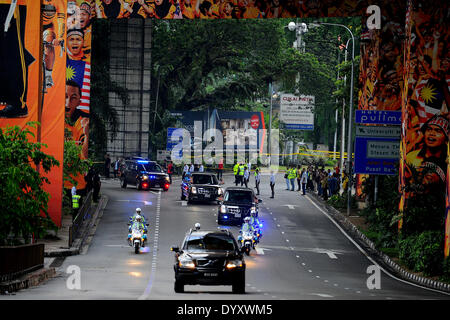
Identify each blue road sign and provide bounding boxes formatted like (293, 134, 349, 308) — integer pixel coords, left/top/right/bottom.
(354, 137, 399, 175)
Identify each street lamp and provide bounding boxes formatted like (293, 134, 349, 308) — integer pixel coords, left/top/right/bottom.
(287, 21, 308, 53)
(268, 83, 278, 166)
(310, 22, 355, 216)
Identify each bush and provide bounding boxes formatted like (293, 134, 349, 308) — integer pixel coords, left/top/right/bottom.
(399, 231, 445, 276)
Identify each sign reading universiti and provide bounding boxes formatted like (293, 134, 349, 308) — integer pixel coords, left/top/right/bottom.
(355, 110, 402, 125)
(355, 125, 401, 137)
(280, 94, 314, 130)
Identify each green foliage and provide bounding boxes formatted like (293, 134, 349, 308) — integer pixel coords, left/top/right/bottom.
(0, 123, 59, 245)
(63, 139, 91, 187)
(327, 191, 356, 209)
(398, 231, 445, 276)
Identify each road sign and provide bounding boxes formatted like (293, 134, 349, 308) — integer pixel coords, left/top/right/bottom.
(354, 137, 399, 175)
(280, 94, 315, 130)
(355, 125, 401, 137)
(355, 110, 401, 125)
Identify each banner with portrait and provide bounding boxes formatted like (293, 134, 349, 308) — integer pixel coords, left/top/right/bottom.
(0, 0, 40, 137)
(64, 0, 92, 194)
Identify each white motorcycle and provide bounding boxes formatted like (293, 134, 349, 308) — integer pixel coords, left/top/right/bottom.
(128, 223, 148, 254)
(238, 230, 255, 256)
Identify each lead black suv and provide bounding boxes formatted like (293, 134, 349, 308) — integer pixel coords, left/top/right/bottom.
(171, 228, 246, 294)
(181, 172, 223, 203)
(120, 157, 170, 191)
(218, 187, 261, 225)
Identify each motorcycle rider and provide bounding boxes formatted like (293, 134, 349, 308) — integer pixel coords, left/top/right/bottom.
(129, 208, 147, 224)
(249, 210, 262, 243)
(129, 209, 147, 233)
(238, 216, 257, 248)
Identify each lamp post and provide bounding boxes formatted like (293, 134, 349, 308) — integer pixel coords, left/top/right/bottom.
(288, 21, 308, 53)
(268, 83, 278, 166)
(310, 22, 355, 216)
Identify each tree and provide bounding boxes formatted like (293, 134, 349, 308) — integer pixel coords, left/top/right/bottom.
(0, 123, 59, 245)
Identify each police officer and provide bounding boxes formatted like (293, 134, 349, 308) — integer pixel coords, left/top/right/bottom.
(254, 166, 261, 195)
(238, 163, 245, 186)
(288, 165, 296, 191)
(72, 192, 81, 219)
(233, 162, 239, 185)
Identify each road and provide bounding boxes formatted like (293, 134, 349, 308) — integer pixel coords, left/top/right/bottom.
(2, 172, 450, 300)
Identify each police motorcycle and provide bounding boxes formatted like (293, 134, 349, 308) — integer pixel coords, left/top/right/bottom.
(127, 212, 149, 254)
(253, 219, 264, 245)
(238, 217, 257, 256)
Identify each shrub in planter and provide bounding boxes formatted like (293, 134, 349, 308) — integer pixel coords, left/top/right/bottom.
(399, 231, 444, 276)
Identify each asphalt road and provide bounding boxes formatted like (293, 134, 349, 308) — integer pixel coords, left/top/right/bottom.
(2, 172, 450, 300)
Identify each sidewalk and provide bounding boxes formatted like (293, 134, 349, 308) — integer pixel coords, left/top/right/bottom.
(1, 193, 108, 295)
(306, 189, 450, 294)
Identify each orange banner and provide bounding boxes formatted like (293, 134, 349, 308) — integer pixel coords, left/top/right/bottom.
(40, 0, 67, 227)
(0, 0, 41, 141)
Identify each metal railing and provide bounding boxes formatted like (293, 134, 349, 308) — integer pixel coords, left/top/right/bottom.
(68, 190, 93, 247)
(0, 243, 44, 282)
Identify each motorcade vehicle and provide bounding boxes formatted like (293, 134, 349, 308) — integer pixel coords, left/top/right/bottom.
(120, 157, 170, 191)
(170, 225, 246, 293)
(181, 172, 223, 203)
(217, 187, 261, 225)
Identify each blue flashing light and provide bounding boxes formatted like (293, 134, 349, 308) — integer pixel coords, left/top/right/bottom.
(259, 223, 263, 228)
(224, 216, 228, 219)
(137, 160, 149, 164)
(150, 175, 156, 179)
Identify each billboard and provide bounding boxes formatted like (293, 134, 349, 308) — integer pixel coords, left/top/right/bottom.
(279, 94, 314, 130)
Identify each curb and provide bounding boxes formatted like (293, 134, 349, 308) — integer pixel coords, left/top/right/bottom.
(307, 192, 450, 294)
(0, 267, 56, 295)
(44, 195, 108, 257)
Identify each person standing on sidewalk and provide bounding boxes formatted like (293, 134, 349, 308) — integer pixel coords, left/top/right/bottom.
(296, 165, 302, 191)
(270, 170, 276, 198)
(93, 171, 101, 203)
(321, 173, 329, 201)
(289, 165, 296, 191)
(285, 166, 291, 190)
(301, 168, 308, 195)
(104, 154, 111, 178)
(72, 191, 81, 220)
(243, 165, 249, 188)
(233, 162, 239, 185)
(114, 158, 120, 179)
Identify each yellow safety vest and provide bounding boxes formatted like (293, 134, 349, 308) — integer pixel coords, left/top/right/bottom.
(239, 166, 245, 176)
(233, 164, 239, 175)
(288, 169, 296, 179)
(72, 195, 81, 209)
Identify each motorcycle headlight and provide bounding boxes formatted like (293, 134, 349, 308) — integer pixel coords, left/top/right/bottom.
(179, 259, 195, 269)
(226, 260, 243, 269)
(220, 205, 227, 214)
(191, 187, 197, 194)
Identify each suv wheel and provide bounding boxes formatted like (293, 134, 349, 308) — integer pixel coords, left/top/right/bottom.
(121, 178, 127, 189)
(232, 273, 245, 294)
(174, 279, 184, 293)
(137, 180, 142, 190)
(181, 193, 186, 200)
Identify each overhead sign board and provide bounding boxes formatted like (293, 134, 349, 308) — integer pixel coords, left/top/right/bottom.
(280, 94, 314, 130)
(355, 110, 402, 125)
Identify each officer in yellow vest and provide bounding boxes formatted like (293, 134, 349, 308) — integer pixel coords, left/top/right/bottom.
(233, 162, 239, 185)
(238, 163, 245, 186)
(72, 193, 81, 219)
(288, 165, 296, 191)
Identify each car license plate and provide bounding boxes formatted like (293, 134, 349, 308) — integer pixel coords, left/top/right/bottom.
(204, 273, 218, 277)
(204, 192, 210, 197)
(235, 212, 241, 217)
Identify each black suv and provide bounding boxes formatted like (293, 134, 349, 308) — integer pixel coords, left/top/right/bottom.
(171, 228, 246, 293)
(181, 172, 223, 203)
(218, 187, 261, 225)
(120, 157, 170, 191)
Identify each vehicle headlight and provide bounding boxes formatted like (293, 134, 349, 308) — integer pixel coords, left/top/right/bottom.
(142, 175, 148, 180)
(191, 187, 197, 194)
(251, 206, 257, 214)
(226, 260, 243, 269)
(165, 176, 170, 182)
(220, 205, 227, 214)
(179, 259, 195, 269)
(218, 188, 223, 195)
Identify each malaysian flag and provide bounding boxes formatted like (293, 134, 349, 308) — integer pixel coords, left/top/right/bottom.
(66, 59, 90, 113)
(414, 77, 446, 124)
(360, 25, 370, 41)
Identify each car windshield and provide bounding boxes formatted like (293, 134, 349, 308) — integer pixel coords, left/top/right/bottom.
(224, 190, 253, 203)
(137, 162, 162, 172)
(185, 234, 236, 251)
(192, 175, 218, 185)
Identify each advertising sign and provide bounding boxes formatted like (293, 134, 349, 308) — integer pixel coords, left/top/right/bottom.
(355, 110, 402, 125)
(280, 94, 314, 130)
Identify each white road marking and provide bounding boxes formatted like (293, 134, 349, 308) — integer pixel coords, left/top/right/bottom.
(283, 205, 296, 210)
(255, 247, 272, 255)
(311, 293, 334, 298)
